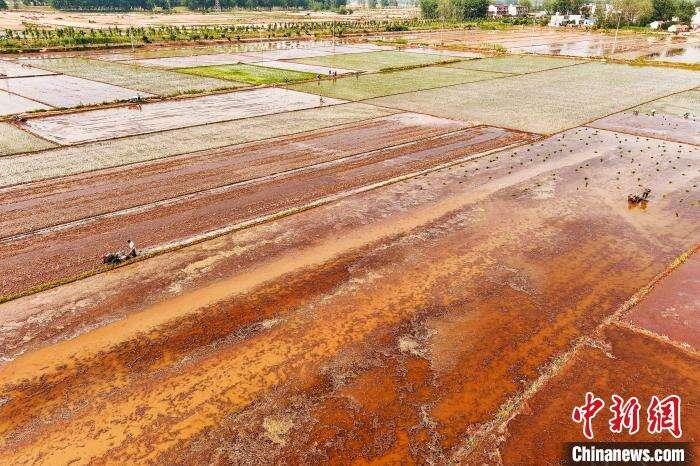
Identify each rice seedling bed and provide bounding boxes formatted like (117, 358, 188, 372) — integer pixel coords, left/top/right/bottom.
(290, 65, 502, 101)
(367, 62, 700, 134)
(0, 103, 394, 186)
(25, 58, 241, 96)
(0, 123, 55, 156)
(178, 63, 315, 85)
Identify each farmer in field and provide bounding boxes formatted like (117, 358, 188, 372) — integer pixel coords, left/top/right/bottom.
(127, 239, 138, 259)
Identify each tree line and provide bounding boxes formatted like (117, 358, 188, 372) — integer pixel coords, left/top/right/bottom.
(419, 0, 489, 20)
(46, 0, 346, 10)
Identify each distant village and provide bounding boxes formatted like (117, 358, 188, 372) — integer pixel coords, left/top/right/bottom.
(484, 0, 700, 32)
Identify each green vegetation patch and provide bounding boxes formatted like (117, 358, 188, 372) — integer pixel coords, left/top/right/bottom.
(0, 123, 55, 156)
(367, 62, 700, 134)
(178, 63, 315, 85)
(25, 57, 244, 96)
(290, 66, 503, 101)
(292, 51, 457, 72)
(448, 56, 586, 74)
(0, 103, 397, 186)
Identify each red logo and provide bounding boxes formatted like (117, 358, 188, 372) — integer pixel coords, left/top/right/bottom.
(572, 393, 682, 440)
(647, 395, 682, 438)
(572, 392, 606, 439)
(608, 394, 641, 435)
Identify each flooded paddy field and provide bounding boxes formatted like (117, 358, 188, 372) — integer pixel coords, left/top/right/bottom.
(0, 89, 51, 115)
(0, 60, 55, 78)
(0, 103, 395, 186)
(290, 66, 501, 101)
(478, 324, 698, 464)
(589, 89, 700, 145)
(21, 88, 345, 145)
(622, 253, 700, 349)
(0, 113, 467, 238)
(446, 55, 584, 74)
(0, 74, 142, 108)
(24, 57, 240, 96)
(0, 124, 532, 295)
(255, 60, 355, 76)
(291, 50, 455, 72)
(92, 39, 360, 62)
(371, 28, 699, 65)
(368, 62, 700, 134)
(129, 53, 262, 69)
(0, 121, 697, 463)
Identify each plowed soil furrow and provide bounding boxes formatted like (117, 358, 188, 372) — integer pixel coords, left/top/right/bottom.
(0, 126, 533, 295)
(0, 113, 466, 238)
(0, 128, 697, 464)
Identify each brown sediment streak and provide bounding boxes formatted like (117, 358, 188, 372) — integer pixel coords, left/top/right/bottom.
(0, 144, 606, 387)
(450, 242, 700, 463)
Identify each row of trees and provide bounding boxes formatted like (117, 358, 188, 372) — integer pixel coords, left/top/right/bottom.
(183, 0, 346, 10)
(50, 0, 172, 10)
(417, 0, 696, 25)
(419, 0, 489, 20)
(47, 0, 346, 10)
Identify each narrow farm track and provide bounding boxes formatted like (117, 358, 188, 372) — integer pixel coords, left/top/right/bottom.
(0, 128, 697, 464)
(0, 113, 466, 238)
(0, 124, 534, 296)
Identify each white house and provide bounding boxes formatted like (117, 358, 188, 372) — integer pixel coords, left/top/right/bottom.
(549, 13, 567, 26)
(488, 4, 509, 17)
(549, 13, 583, 26)
(692, 8, 700, 29)
(507, 4, 529, 16)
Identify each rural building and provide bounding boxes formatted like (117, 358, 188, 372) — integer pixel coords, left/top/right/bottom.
(668, 24, 689, 33)
(549, 13, 583, 26)
(507, 4, 529, 16)
(487, 4, 509, 17)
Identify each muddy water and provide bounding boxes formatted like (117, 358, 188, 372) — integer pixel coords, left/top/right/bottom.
(0, 125, 531, 295)
(589, 111, 700, 146)
(0, 127, 697, 463)
(0, 113, 466, 238)
(623, 254, 700, 349)
(2, 74, 142, 108)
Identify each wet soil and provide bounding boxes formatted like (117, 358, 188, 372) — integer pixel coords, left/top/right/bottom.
(0, 113, 466, 238)
(589, 111, 700, 146)
(0, 126, 697, 464)
(623, 254, 700, 349)
(480, 324, 699, 465)
(0, 124, 532, 295)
